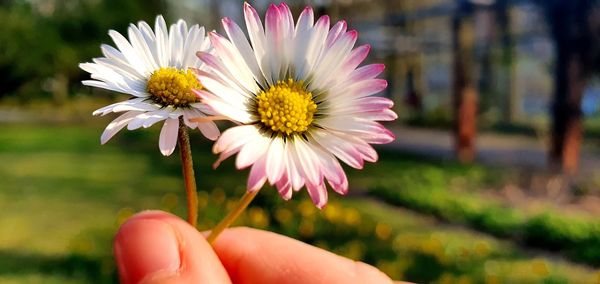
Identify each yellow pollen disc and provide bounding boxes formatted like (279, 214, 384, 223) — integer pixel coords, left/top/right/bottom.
(256, 79, 317, 135)
(147, 67, 202, 108)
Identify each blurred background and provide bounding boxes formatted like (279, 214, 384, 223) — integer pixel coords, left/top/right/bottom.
(2, 0, 600, 283)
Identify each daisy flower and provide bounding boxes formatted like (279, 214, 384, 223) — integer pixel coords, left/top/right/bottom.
(80, 16, 219, 156)
(195, 3, 397, 208)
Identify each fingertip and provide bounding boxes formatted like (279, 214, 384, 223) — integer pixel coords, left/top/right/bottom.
(114, 216, 182, 284)
(115, 211, 231, 284)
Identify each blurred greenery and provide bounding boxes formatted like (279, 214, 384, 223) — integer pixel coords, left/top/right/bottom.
(0, 0, 166, 101)
(368, 155, 600, 266)
(0, 123, 599, 283)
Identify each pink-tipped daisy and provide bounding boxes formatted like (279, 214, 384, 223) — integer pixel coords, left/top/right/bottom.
(195, 3, 397, 208)
(80, 16, 219, 156)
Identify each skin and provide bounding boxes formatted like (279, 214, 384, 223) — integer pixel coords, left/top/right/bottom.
(114, 211, 400, 284)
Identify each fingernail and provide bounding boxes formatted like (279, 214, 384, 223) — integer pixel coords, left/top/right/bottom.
(115, 219, 181, 284)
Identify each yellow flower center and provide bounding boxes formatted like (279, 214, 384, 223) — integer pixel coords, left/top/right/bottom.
(257, 79, 317, 135)
(146, 67, 201, 108)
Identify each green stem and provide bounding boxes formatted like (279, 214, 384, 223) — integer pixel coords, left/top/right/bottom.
(207, 190, 259, 244)
(177, 118, 198, 228)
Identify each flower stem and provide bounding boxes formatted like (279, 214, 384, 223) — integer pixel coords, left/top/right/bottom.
(207, 190, 259, 244)
(177, 118, 198, 228)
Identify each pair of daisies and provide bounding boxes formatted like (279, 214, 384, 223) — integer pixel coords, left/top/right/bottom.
(81, 3, 396, 208)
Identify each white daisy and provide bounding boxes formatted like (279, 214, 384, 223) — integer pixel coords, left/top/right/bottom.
(195, 3, 397, 208)
(80, 16, 219, 156)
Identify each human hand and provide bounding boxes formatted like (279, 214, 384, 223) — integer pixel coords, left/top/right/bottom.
(114, 210, 396, 284)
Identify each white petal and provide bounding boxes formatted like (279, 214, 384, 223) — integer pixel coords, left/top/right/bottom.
(275, 174, 293, 200)
(306, 181, 328, 209)
(213, 125, 258, 154)
(265, 138, 286, 184)
(321, 116, 387, 135)
(347, 63, 385, 82)
(80, 61, 147, 96)
(235, 133, 270, 169)
(277, 3, 294, 36)
(128, 24, 158, 71)
(155, 15, 170, 67)
(331, 44, 371, 86)
(182, 25, 207, 68)
(320, 117, 395, 145)
(291, 138, 322, 185)
(222, 17, 265, 87)
(325, 20, 347, 48)
(81, 79, 146, 98)
(213, 146, 240, 169)
(197, 122, 220, 141)
(293, 7, 315, 79)
(195, 57, 256, 105)
(203, 34, 259, 94)
(247, 156, 268, 192)
(182, 110, 199, 129)
(92, 57, 146, 88)
(243, 2, 271, 85)
(100, 111, 143, 144)
(141, 110, 170, 128)
(310, 30, 357, 90)
(330, 96, 394, 113)
(127, 109, 170, 130)
(99, 45, 145, 79)
(310, 129, 364, 169)
(93, 98, 154, 116)
(137, 21, 160, 65)
(190, 102, 218, 115)
(301, 15, 330, 80)
(286, 144, 305, 191)
(108, 30, 150, 76)
(168, 20, 186, 67)
(307, 140, 347, 194)
(100, 44, 128, 65)
(264, 4, 284, 80)
(159, 118, 179, 156)
(194, 89, 253, 124)
(354, 109, 398, 121)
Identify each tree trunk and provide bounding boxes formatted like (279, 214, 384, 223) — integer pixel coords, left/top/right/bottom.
(495, 0, 516, 122)
(452, 3, 478, 163)
(550, 51, 586, 174)
(540, 0, 597, 175)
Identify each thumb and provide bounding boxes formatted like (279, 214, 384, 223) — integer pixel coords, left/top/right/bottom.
(114, 211, 231, 284)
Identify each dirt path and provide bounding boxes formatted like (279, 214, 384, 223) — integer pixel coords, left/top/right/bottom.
(382, 126, 600, 176)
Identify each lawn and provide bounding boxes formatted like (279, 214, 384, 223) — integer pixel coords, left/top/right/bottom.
(366, 150, 600, 266)
(0, 122, 598, 283)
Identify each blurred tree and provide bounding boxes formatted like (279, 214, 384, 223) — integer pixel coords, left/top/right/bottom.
(0, 1, 51, 100)
(452, 0, 478, 163)
(537, 0, 600, 174)
(476, 8, 494, 116)
(494, 0, 516, 122)
(0, 0, 166, 102)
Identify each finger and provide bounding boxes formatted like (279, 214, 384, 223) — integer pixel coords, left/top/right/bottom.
(114, 210, 231, 284)
(211, 227, 394, 284)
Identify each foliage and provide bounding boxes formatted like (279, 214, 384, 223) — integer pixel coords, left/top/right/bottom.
(0, 0, 166, 100)
(367, 157, 600, 266)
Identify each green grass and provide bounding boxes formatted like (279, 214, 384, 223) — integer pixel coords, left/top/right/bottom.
(0, 123, 599, 283)
(366, 150, 600, 266)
